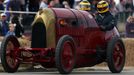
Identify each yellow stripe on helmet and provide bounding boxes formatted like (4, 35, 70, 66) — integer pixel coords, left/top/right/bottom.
(97, 0, 109, 8)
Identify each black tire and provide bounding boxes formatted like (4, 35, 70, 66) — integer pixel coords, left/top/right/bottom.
(1, 35, 20, 73)
(55, 35, 76, 74)
(107, 36, 126, 73)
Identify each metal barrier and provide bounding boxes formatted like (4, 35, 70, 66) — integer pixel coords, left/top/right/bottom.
(0, 10, 37, 26)
(0, 10, 36, 14)
(0, 10, 38, 36)
(0, 10, 132, 25)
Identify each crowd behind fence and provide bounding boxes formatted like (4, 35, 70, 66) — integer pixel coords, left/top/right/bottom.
(116, 11, 134, 23)
(0, 10, 132, 28)
(0, 0, 133, 26)
(0, 10, 36, 26)
(0, 10, 133, 37)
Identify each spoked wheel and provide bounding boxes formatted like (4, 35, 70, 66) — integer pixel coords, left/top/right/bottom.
(107, 36, 126, 73)
(55, 35, 76, 74)
(1, 35, 20, 73)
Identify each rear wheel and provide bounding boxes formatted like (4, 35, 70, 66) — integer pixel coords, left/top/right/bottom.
(107, 36, 125, 73)
(55, 35, 76, 74)
(1, 35, 20, 73)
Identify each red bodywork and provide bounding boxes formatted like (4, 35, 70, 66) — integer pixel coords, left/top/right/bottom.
(19, 8, 119, 67)
(53, 8, 119, 67)
(1, 8, 123, 73)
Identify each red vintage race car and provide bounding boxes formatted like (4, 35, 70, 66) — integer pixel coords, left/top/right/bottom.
(0, 8, 126, 74)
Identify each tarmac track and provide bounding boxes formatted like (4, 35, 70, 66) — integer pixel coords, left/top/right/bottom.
(0, 67, 133, 75)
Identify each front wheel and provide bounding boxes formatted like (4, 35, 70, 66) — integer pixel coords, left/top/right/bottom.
(1, 35, 20, 73)
(55, 35, 76, 74)
(107, 36, 126, 73)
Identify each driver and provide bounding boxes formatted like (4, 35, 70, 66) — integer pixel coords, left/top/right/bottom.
(95, 0, 117, 31)
(79, 0, 91, 12)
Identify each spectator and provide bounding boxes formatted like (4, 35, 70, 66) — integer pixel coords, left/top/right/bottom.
(54, 0, 63, 8)
(62, 1, 70, 8)
(74, 0, 81, 10)
(48, 0, 55, 8)
(29, 0, 40, 12)
(0, 13, 9, 36)
(20, 0, 26, 11)
(125, 0, 134, 20)
(6, 23, 15, 37)
(11, 16, 24, 38)
(0, 0, 4, 10)
(8, 0, 21, 17)
(116, 0, 126, 22)
(4, 0, 10, 21)
(125, 16, 134, 37)
(110, 1, 118, 17)
(91, 0, 98, 13)
(69, 0, 75, 8)
(59, 0, 74, 8)
(39, 0, 48, 9)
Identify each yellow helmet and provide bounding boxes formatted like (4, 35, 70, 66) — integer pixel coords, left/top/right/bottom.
(97, 0, 109, 13)
(79, 0, 91, 11)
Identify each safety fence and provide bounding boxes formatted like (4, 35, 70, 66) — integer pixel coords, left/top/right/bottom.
(0, 10, 131, 25)
(0, 10, 36, 27)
